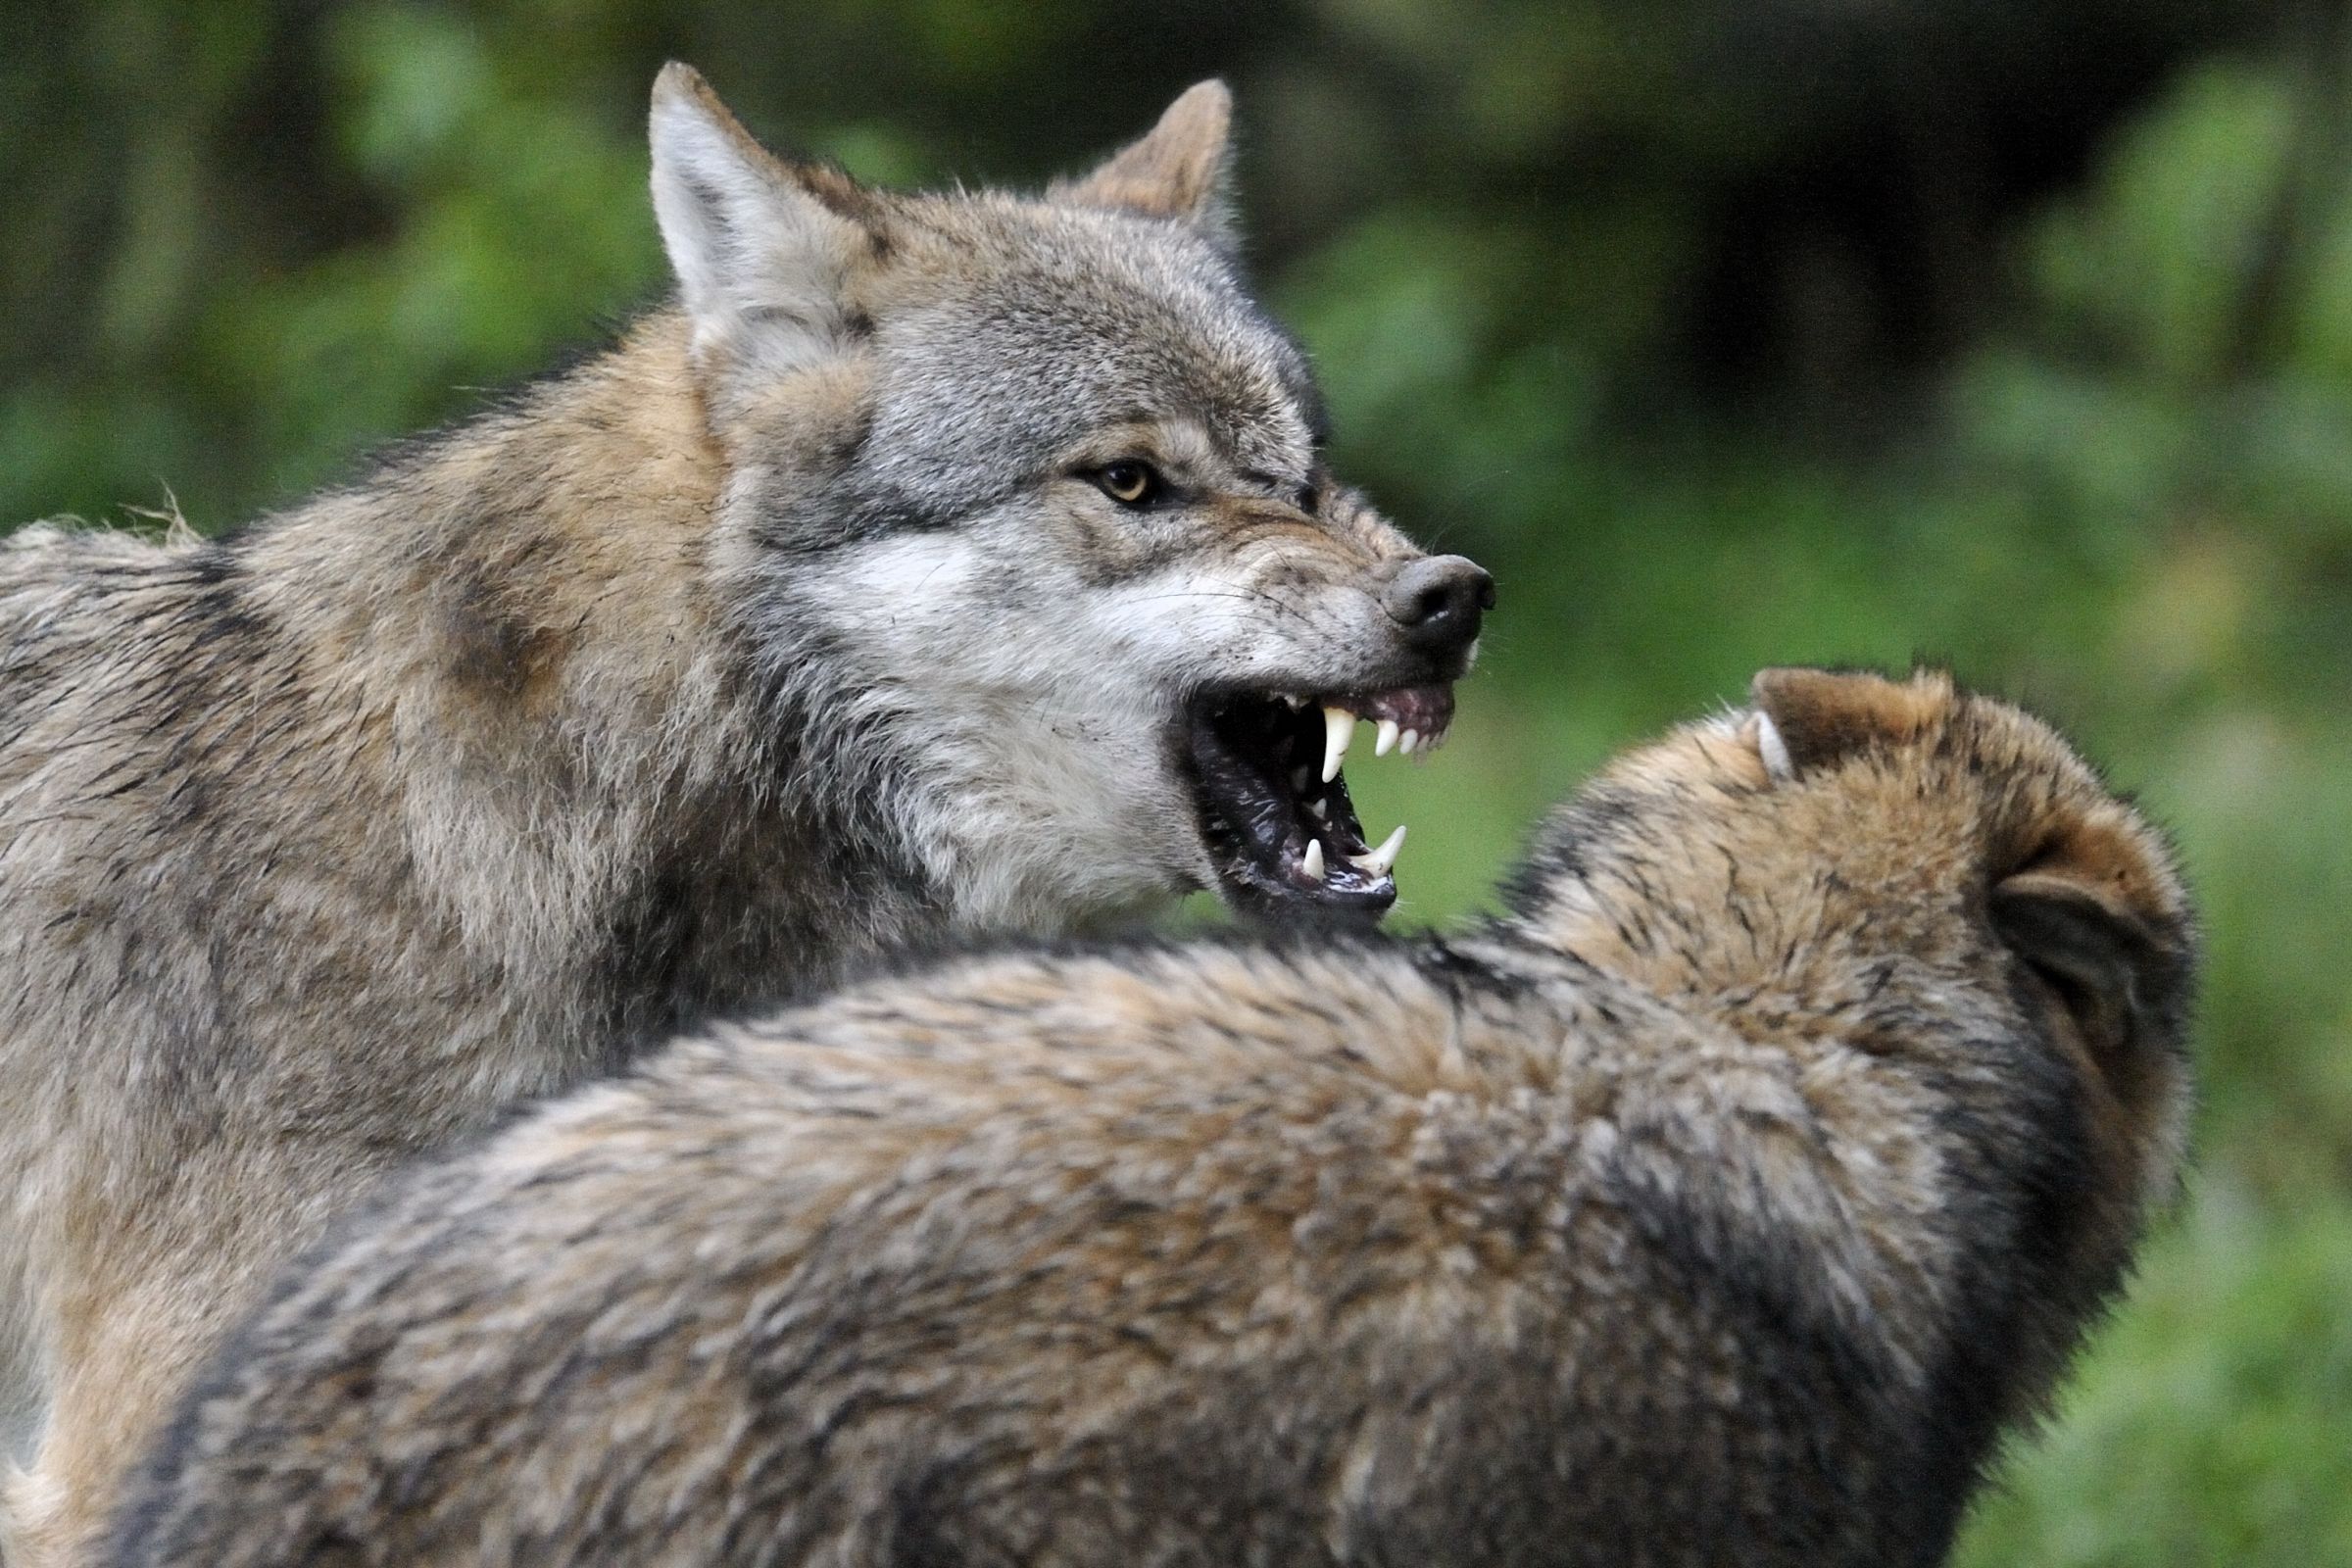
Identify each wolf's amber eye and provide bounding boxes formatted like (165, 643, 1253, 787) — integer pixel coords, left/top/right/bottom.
(1094, 461, 1162, 508)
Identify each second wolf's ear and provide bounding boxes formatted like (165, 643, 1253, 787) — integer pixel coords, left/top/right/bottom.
(1053, 80, 1239, 253)
(1990, 857, 2175, 1073)
(650, 64, 884, 369)
(1989, 802, 2192, 1063)
(1746, 666, 1953, 781)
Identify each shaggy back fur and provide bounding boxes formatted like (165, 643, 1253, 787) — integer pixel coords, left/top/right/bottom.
(108, 669, 2196, 1568)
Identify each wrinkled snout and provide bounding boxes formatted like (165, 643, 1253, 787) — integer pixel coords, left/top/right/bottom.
(1382, 555, 1494, 655)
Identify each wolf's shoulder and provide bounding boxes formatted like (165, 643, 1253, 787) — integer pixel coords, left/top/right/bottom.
(0, 521, 283, 787)
(1, 518, 225, 636)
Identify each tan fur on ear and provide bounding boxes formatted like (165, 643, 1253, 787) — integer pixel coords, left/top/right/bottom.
(1747, 667, 1953, 778)
(1991, 872, 2162, 1102)
(1993, 808, 2177, 1040)
(2006, 811, 2177, 926)
(1053, 80, 1237, 248)
(1984, 797, 2192, 1238)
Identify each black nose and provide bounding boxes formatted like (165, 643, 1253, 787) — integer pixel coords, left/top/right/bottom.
(1382, 555, 1494, 653)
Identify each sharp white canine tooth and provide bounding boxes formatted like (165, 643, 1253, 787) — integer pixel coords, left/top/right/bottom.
(1374, 717, 1400, 758)
(1320, 706, 1357, 783)
(1300, 839, 1326, 882)
(1350, 823, 1407, 877)
(1398, 728, 1420, 755)
(1306, 797, 1329, 820)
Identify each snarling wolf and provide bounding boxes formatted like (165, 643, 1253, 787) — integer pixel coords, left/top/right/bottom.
(110, 669, 2194, 1568)
(0, 65, 1489, 1563)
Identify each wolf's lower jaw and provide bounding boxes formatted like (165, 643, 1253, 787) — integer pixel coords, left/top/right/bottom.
(1185, 684, 1453, 922)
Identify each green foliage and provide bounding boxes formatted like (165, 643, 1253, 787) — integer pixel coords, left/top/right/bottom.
(2033, 63, 2304, 389)
(4, 3, 2347, 1555)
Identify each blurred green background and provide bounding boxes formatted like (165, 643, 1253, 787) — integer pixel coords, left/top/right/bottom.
(6, 1, 2349, 1557)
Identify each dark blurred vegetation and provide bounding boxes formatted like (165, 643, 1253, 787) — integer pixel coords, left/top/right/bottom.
(7, 1, 2350, 1557)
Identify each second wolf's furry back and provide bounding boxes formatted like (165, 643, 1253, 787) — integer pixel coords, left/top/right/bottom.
(0, 68, 1489, 1563)
(114, 669, 2196, 1567)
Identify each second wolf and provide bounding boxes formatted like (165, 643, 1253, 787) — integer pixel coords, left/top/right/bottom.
(0, 67, 1488, 1563)
(114, 669, 2194, 1567)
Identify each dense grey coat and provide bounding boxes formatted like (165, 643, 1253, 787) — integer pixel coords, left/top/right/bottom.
(111, 668, 2195, 1568)
(0, 69, 1479, 1563)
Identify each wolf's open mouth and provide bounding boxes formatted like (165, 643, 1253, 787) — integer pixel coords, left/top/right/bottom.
(1184, 685, 1452, 922)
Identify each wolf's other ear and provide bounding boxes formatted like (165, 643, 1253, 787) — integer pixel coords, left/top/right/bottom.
(1746, 666, 1953, 781)
(650, 63, 883, 370)
(1991, 863, 2182, 1089)
(1053, 80, 1238, 253)
(1989, 805, 2193, 1064)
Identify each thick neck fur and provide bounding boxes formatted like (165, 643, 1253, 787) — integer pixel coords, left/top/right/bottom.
(3, 313, 956, 1110)
(1446, 694, 2192, 1558)
(1449, 913, 2049, 1556)
(0, 310, 951, 1563)
(265, 314, 976, 1044)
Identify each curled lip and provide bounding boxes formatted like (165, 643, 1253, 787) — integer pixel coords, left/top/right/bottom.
(1183, 683, 1453, 923)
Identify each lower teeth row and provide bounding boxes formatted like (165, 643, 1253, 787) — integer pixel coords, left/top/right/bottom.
(1278, 705, 1413, 887)
(1298, 823, 1406, 884)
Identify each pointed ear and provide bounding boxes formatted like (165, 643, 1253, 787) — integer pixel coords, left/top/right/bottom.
(1990, 873, 2159, 1061)
(1746, 667, 1954, 781)
(1989, 809, 2192, 1068)
(649, 64, 884, 369)
(1052, 80, 1238, 252)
